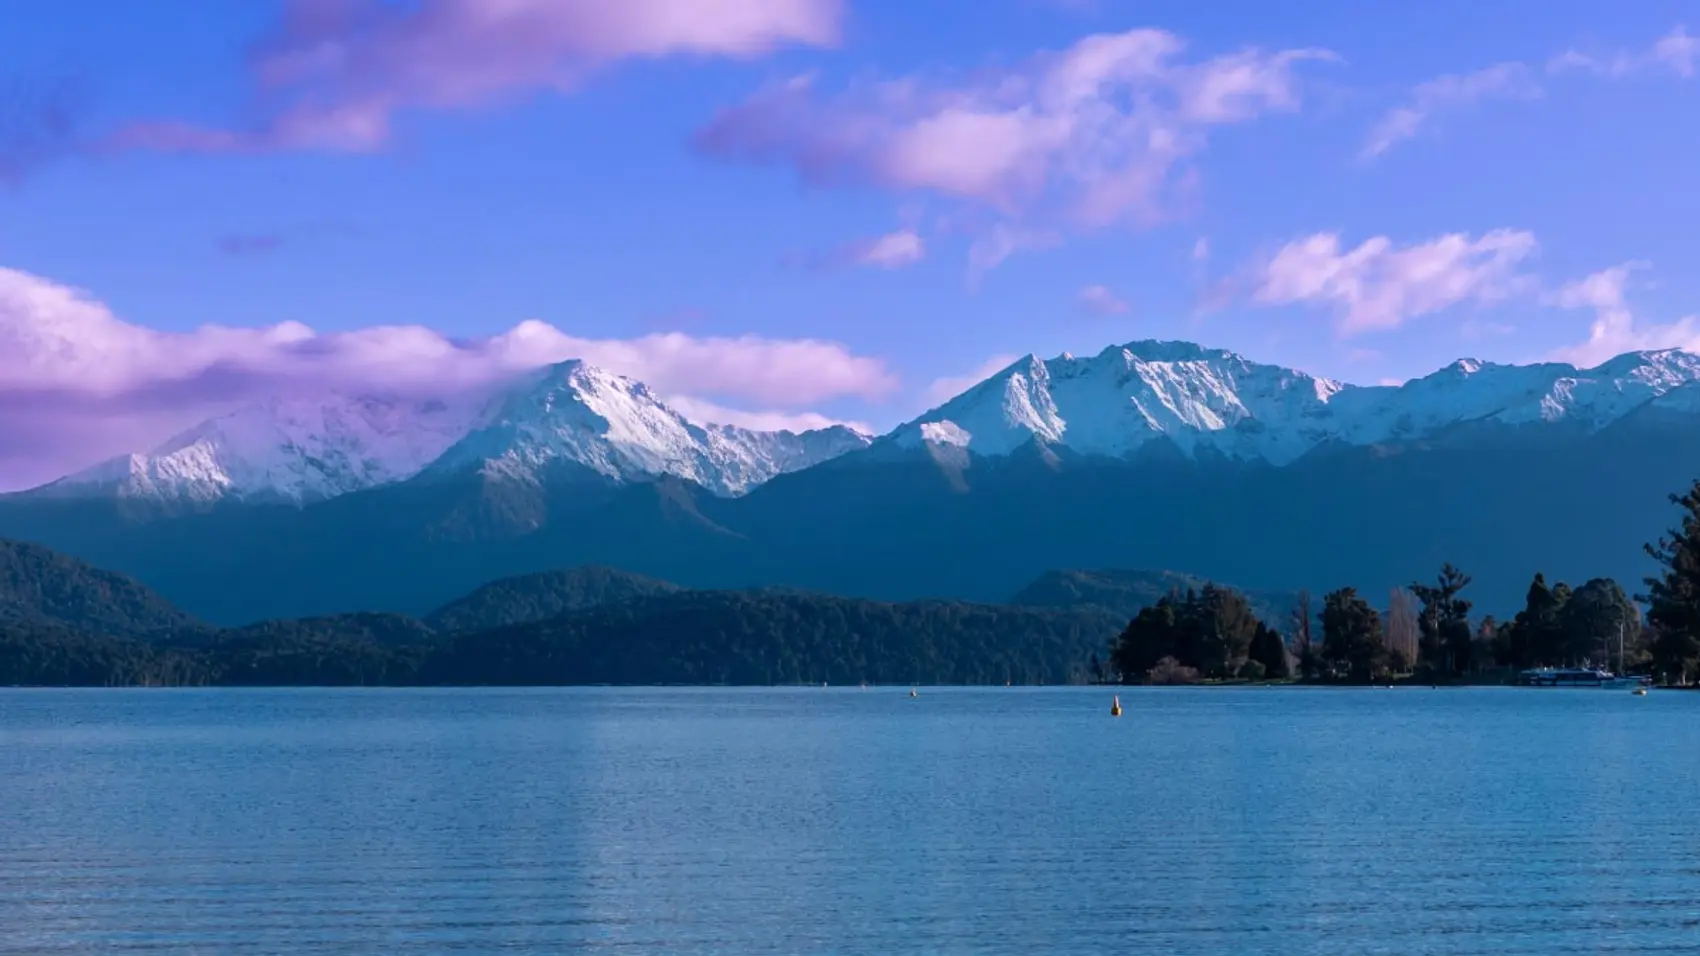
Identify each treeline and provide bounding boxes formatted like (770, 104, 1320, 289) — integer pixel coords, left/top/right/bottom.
(1110, 478, 1700, 685)
(0, 592, 1121, 687)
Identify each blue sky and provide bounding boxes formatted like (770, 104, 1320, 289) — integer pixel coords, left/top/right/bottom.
(1, 0, 1697, 484)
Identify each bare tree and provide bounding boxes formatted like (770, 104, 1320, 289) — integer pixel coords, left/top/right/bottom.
(1386, 587, 1420, 674)
(1290, 590, 1318, 678)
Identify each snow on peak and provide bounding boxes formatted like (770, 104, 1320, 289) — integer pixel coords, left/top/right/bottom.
(894, 341, 1700, 464)
(425, 360, 869, 495)
(40, 393, 481, 504)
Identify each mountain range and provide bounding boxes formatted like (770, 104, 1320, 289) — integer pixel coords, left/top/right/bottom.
(1, 339, 1695, 624)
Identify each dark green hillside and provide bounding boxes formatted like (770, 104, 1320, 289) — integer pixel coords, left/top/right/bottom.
(0, 538, 198, 634)
(425, 566, 682, 631)
(422, 590, 1124, 686)
(1010, 569, 1296, 625)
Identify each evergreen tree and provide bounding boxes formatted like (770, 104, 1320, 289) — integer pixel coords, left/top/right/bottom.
(1321, 587, 1387, 682)
(1247, 622, 1292, 680)
(1642, 479, 1700, 684)
(1412, 563, 1473, 677)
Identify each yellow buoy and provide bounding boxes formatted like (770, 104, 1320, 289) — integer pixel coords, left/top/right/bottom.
(1110, 695, 1122, 717)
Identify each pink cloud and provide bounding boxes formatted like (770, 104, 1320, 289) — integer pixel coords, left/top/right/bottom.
(695, 29, 1334, 249)
(1238, 229, 1539, 336)
(0, 265, 894, 489)
(1544, 262, 1700, 366)
(923, 353, 1023, 407)
(1077, 284, 1130, 315)
(106, 0, 842, 155)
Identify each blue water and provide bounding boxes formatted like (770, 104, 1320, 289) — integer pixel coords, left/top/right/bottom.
(1, 687, 1697, 955)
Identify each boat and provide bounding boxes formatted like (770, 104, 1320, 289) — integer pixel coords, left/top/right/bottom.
(1515, 622, 1653, 689)
(1514, 667, 1652, 688)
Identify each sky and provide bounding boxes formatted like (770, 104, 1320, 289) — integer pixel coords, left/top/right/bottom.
(1, 0, 1698, 489)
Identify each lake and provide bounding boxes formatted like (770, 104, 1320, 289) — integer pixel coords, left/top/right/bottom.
(1, 687, 1696, 954)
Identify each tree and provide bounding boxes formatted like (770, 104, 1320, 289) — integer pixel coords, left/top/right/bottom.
(1321, 587, 1387, 682)
(1642, 479, 1700, 684)
(1412, 563, 1473, 677)
(1290, 590, 1323, 680)
(1247, 622, 1292, 680)
(1559, 578, 1638, 668)
(1385, 587, 1420, 674)
(1109, 585, 1269, 682)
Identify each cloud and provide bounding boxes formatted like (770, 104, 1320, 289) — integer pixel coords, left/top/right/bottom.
(922, 353, 1022, 407)
(696, 29, 1335, 266)
(1236, 229, 1539, 336)
(783, 228, 926, 271)
(1361, 62, 1540, 158)
(1192, 237, 1210, 262)
(0, 264, 895, 488)
(1549, 26, 1698, 78)
(853, 229, 926, 268)
(1077, 284, 1129, 315)
(664, 394, 870, 435)
(106, 0, 842, 156)
(1545, 262, 1699, 366)
(0, 75, 87, 186)
(966, 224, 1062, 285)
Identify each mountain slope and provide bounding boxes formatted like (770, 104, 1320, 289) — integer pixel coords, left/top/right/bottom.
(0, 537, 198, 634)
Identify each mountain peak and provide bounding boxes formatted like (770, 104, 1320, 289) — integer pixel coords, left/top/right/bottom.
(427, 360, 869, 495)
(30, 393, 480, 505)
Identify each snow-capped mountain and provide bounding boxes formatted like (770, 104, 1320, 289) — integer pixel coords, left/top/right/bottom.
(425, 360, 870, 495)
(892, 341, 1700, 465)
(34, 395, 483, 505)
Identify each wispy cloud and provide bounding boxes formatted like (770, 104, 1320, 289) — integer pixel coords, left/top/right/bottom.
(784, 228, 927, 271)
(697, 29, 1336, 275)
(1549, 26, 1698, 78)
(1363, 26, 1694, 158)
(106, 0, 842, 157)
(0, 264, 895, 488)
(1077, 284, 1130, 315)
(923, 353, 1022, 407)
(1231, 229, 1540, 336)
(1361, 62, 1540, 159)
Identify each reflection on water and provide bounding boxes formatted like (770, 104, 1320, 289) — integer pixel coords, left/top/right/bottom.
(2, 687, 1697, 954)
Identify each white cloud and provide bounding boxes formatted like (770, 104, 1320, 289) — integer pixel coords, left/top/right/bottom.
(662, 394, 871, 435)
(1241, 229, 1540, 336)
(1545, 262, 1700, 366)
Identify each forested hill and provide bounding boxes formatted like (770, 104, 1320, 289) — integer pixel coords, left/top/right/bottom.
(1, 582, 1124, 687)
(423, 566, 681, 631)
(0, 538, 200, 635)
(422, 591, 1121, 686)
